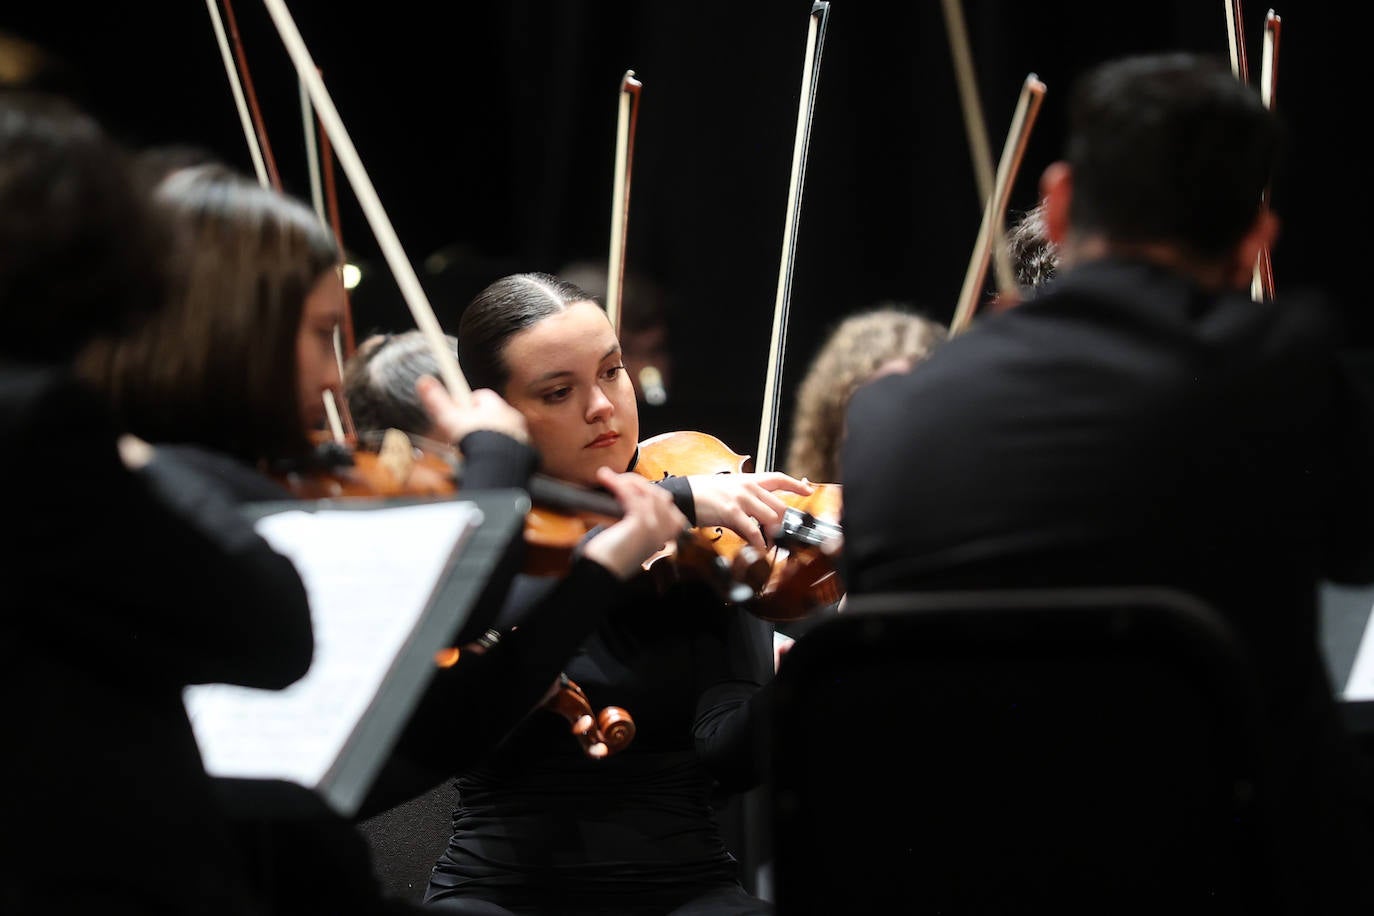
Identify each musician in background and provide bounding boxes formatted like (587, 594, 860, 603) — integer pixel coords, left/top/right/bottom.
(784, 304, 946, 485)
(0, 94, 311, 915)
(1005, 201, 1058, 294)
(841, 51, 1374, 912)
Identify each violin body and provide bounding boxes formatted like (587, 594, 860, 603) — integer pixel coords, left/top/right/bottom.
(635, 430, 844, 621)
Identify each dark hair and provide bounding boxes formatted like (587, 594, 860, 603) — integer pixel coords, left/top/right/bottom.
(457, 272, 599, 393)
(344, 330, 458, 435)
(80, 164, 339, 463)
(1066, 52, 1282, 260)
(0, 92, 169, 361)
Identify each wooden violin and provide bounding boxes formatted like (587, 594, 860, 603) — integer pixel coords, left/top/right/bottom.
(635, 430, 843, 622)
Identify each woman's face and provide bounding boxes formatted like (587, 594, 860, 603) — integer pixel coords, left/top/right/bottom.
(500, 300, 639, 487)
(296, 268, 346, 431)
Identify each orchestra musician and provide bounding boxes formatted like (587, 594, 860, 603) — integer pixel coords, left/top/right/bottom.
(1002, 201, 1058, 296)
(0, 94, 309, 915)
(841, 51, 1374, 912)
(346, 272, 811, 914)
(77, 164, 690, 914)
(784, 304, 947, 485)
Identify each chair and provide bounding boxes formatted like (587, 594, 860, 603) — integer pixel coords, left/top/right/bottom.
(356, 779, 457, 902)
(768, 587, 1277, 915)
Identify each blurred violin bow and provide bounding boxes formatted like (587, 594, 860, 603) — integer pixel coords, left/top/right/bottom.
(1224, 0, 1279, 302)
(948, 74, 1046, 336)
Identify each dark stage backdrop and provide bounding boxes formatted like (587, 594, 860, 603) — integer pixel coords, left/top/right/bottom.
(5, 0, 1367, 460)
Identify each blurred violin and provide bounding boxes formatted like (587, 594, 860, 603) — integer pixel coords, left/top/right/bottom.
(271, 428, 455, 499)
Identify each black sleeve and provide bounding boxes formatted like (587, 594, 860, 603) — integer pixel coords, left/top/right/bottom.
(7, 374, 313, 691)
(126, 453, 315, 689)
(652, 474, 696, 525)
(458, 430, 540, 490)
(357, 558, 629, 815)
(691, 609, 777, 793)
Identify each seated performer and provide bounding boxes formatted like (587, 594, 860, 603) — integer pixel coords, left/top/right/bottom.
(0, 94, 308, 915)
(78, 165, 690, 914)
(347, 273, 813, 914)
(841, 51, 1374, 913)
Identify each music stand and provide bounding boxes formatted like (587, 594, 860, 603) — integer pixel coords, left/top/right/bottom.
(186, 489, 528, 818)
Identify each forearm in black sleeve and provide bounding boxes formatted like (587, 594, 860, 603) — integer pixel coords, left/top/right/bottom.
(457, 431, 540, 490)
(692, 611, 777, 792)
(108, 460, 313, 689)
(376, 558, 628, 785)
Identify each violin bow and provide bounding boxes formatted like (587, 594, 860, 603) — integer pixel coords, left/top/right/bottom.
(205, 0, 278, 191)
(947, 74, 1046, 336)
(756, 0, 829, 475)
(940, 0, 1044, 335)
(1255, 10, 1280, 302)
(301, 73, 361, 440)
(259, 0, 473, 406)
(1224, 0, 1278, 302)
(605, 69, 642, 337)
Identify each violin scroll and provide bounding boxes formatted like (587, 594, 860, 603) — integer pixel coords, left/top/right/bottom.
(545, 675, 635, 758)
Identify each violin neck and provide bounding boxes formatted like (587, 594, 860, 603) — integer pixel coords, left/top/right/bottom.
(526, 474, 623, 520)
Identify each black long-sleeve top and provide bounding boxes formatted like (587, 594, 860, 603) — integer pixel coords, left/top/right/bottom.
(426, 471, 780, 913)
(1, 363, 313, 916)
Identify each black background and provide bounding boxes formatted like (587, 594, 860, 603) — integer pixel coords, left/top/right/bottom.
(5, 1, 1367, 459)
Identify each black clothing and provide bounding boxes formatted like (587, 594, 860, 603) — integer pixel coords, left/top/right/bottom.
(425, 467, 777, 915)
(1, 364, 313, 916)
(841, 259, 1374, 911)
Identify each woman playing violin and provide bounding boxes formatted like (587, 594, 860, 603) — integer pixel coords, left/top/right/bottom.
(355, 272, 811, 915)
(78, 165, 692, 914)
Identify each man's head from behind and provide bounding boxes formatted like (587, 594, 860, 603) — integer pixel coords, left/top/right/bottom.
(1042, 52, 1282, 282)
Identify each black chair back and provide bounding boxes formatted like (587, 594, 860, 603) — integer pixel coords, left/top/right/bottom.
(770, 587, 1275, 915)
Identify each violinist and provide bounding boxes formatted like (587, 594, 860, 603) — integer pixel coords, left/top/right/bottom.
(840, 51, 1374, 911)
(344, 329, 685, 771)
(784, 304, 947, 486)
(376, 271, 810, 915)
(0, 95, 307, 915)
(78, 165, 689, 915)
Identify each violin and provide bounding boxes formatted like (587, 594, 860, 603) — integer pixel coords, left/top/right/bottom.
(635, 430, 843, 622)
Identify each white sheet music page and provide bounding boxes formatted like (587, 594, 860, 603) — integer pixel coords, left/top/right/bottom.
(1345, 600, 1374, 701)
(184, 500, 483, 788)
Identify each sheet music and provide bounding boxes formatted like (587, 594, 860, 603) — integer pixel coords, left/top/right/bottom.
(185, 500, 482, 788)
(1344, 598, 1374, 701)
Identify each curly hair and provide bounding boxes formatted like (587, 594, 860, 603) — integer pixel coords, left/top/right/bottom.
(785, 306, 947, 483)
